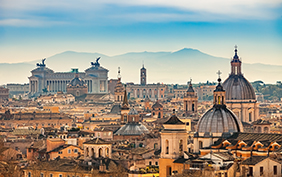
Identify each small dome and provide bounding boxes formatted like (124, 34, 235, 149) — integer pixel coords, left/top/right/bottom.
(114, 123, 149, 135)
(223, 75, 256, 100)
(69, 77, 85, 87)
(197, 105, 243, 133)
(128, 107, 138, 115)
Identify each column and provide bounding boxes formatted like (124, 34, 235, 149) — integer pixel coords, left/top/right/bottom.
(35, 81, 37, 93)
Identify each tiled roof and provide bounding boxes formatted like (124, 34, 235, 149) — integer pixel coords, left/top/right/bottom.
(228, 132, 282, 142)
(252, 119, 271, 125)
(241, 156, 268, 165)
(152, 101, 163, 108)
(84, 138, 111, 145)
(212, 152, 234, 161)
(163, 115, 184, 125)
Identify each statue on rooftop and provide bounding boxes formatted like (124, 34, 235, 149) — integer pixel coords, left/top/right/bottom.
(91, 57, 101, 67)
(36, 58, 46, 67)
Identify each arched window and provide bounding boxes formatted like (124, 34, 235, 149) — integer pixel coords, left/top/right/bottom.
(158, 112, 161, 118)
(258, 127, 262, 133)
(28, 172, 31, 177)
(166, 140, 169, 154)
(179, 140, 183, 154)
(192, 103, 194, 112)
(132, 117, 135, 122)
(249, 112, 252, 122)
(105, 148, 109, 157)
(99, 148, 103, 157)
(92, 148, 95, 158)
(264, 127, 269, 133)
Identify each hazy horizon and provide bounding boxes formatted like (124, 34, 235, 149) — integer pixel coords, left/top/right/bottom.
(1, 0, 282, 66)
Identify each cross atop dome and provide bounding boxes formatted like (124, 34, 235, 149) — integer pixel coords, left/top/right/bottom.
(216, 70, 222, 79)
(117, 67, 121, 81)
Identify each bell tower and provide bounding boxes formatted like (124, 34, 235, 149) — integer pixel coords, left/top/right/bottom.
(159, 109, 188, 177)
(121, 85, 130, 124)
(114, 67, 124, 103)
(183, 79, 198, 116)
(140, 64, 146, 86)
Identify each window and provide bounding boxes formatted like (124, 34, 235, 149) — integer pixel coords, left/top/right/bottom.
(166, 140, 169, 154)
(74, 149, 78, 153)
(260, 166, 263, 176)
(199, 141, 203, 149)
(274, 165, 277, 175)
(249, 167, 253, 176)
(28, 172, 31, 177)
(179, 139, 183, 154)
(59, 175, 63, 177)
(41, 173, 44, 177)
(68, 149, 71, 154)
(50, 174, 53, 177)
(249, 112, 252, 122)
(155, 161, 158, 166)
(100, 81, 106, 92)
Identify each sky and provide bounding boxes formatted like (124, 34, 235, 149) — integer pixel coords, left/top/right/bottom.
(0, 0, 282, 66)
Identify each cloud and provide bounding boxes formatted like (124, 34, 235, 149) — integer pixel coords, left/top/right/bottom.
(0, 0, 281, 27)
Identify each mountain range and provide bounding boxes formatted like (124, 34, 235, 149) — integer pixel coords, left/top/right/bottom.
(1, 48, 281, 85)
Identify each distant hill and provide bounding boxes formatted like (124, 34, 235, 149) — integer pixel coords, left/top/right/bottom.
(1, 48, 281, 85)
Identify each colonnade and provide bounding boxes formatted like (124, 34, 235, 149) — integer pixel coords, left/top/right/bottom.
(30, 81, 38, 93)
(85, 80, 93, 93)
(47, 80, 70, 92)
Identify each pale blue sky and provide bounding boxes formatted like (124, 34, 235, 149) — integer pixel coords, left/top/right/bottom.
(0, 0, 282, 65)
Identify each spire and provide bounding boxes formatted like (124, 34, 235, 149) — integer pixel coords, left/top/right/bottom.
(233, 45, 239, 59)
(231, 46, 242, 75)
(187, 78, 194, 93)
(122, 85, 128, 108)
(117, 67, 121, 81)
(215, 70, 224, 92)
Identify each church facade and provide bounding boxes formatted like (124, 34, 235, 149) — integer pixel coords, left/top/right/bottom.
(28, 58, 108, 97)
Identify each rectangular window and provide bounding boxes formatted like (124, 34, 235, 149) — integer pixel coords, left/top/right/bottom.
(100, 80, 106, 92)
(249, 167, 253, 176)
(68, 149, 71, 154)
(274, 165, 277, 175)
(260, 166, 263, 176)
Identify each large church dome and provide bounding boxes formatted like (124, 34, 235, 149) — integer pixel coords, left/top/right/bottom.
(197, 105, 243, 133)
(197, 78, 243, 134)
(222, 47, 256, 101)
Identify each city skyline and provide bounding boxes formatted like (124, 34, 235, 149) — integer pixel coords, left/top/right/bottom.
(0, 0, 282, 66)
